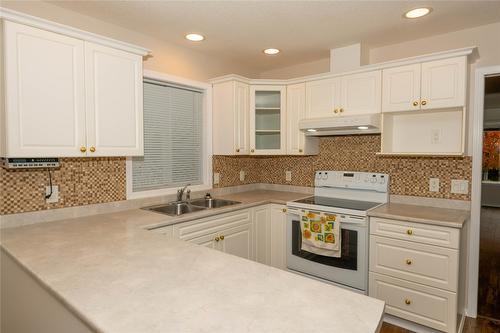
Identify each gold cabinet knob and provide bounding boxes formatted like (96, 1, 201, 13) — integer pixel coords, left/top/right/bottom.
(299, 149, 303, 153)
(334, 109, 339, 114)
(282, 208, 287, 213)
(406, 229, 413, 235)
(421, 100, 427, 106)
(236, 148, 240, 153)
(80, 146, 87, 153)
(412, 101, 419, 107)
(215, 236, 220, 242)
(339, 108, 344, 113)
(220, 235, 225, 240)
(251, 149, 255, 153)
(89, 146, 96, 153)
(406, 259, 412, 265)
(404, 299, 412, 305)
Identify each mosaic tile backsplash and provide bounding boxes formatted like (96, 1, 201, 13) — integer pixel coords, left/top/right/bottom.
(1, 158, 126, 215)
(213, 135, 472, 201)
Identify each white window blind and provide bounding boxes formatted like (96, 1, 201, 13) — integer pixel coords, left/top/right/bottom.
(132, 80, 203, 192)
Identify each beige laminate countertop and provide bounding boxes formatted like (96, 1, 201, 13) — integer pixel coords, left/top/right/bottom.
(367, 202, 469, 228)
(0, 190, 384, 333)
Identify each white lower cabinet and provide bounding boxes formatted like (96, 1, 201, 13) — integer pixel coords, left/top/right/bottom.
(254, 204, 287, 270)
(368, 217, 461, 333)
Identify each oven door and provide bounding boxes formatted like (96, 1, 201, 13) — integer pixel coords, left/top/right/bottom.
(286, 207, 368, 292)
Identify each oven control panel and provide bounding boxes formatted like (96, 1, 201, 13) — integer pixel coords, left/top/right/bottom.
(315, 171, 389, 192)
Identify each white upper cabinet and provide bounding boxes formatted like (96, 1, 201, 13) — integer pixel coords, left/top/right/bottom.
(0, 16, 148, 158)
(420, 57, 466, 110)
(249, 85, 286, 155)
(3, 21, 86, 157)
(306, 77, 341, 118)
(382, 56, 466, 113)
(84, 42, 143, 156)
(382, 64, 421, 112)
(286, 83, 318, 155)
(340, 70, 381, 115)
(306, 71, 381, 118)
(212, 80, 249, 155)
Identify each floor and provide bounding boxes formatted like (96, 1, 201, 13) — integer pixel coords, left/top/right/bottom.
(479, 206, 500, 320)
(380, 317, 500, 333)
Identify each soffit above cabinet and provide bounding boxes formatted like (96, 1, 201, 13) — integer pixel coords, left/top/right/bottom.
(0, 7, 150, 56)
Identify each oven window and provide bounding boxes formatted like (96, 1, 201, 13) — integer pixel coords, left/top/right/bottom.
(291, 219, 358, 270)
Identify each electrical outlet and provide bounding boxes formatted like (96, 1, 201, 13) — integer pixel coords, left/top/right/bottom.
(45, 185, 59, 203)
(285, 171, 292, 182)
(213, 173, 220, 185)
(451, 179, 469, 194)
(240, 170, 245, 182)
(429, 178, 440, 192)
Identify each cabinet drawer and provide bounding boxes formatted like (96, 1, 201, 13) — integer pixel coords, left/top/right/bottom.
(370, 217, 460, 249)
(369, 273, 457, 333)
(370, 236, 458, 291)
(173, 209, 251, 241)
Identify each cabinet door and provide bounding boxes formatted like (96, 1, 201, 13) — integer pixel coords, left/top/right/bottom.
(3, 21, 86, 157)
(286, 83, 306, 155)
(250, 85, 286, 155)
(254, 205, 271, 265)
(382, 64, 421, 113)
(420, 57, 466, 110)
(234, 82, 250, 155)
(305, 78, 341, 118)
(84, 42, 143, 156)
(218, 223, 254, 260)
(269, 205, 287, 270)
(341, 70, 381, 115)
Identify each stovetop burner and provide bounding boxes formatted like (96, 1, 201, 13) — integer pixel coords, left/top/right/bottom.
(292, 196, 382, 211)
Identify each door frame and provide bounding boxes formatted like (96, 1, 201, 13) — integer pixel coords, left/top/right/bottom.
(468, 65, 500, 317)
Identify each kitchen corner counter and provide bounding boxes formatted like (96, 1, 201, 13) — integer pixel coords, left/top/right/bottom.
(367, 202, 469, 228)
(0, 190, 384, 333)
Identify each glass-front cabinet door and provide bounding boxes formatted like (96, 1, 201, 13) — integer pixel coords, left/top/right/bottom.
(249, 85, 286, 155)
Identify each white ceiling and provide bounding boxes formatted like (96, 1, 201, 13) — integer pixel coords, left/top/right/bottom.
(49, 1, 500, 73)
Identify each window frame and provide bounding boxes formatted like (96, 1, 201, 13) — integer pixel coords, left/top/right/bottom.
(126, 70, 212, 199)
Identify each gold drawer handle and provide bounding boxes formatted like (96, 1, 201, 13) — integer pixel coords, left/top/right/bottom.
(220, 235, 225, 240)
(80, 146, 87, 153)
(236, 148, 240, 153)
(299, 149, 303, 153)
(406, 259, 412, 265)
(251, 149, 255, 153)
(405, 299, 412, 305)
(282, 208, 287, 213)
(406, 229, 413, 235)
(215, 236, 220, 242)
(89, 146, 96, 153)
(421, 100, 427, 106)
(339, 108, 344, 113)
(412, 101, 419, 107)
(334, 109, 339, 114)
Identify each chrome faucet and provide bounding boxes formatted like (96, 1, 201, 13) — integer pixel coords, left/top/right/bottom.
(176, 184, 191, 202)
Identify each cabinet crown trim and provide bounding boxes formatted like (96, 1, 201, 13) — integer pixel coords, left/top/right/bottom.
(0, 7, 150, 56)
(210, 47, 475, 85)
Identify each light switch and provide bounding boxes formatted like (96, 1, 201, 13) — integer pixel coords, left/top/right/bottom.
(240, 170, 245, 182)
(213, 173, 220, 185)
(451, 179, 468, 194)
(286, 171, 292, 182)
(429, 178, 440, 192)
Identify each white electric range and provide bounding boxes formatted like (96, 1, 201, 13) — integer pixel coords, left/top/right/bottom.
(286, 171, 389, 293)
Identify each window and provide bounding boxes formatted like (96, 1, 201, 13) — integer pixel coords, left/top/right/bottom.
(127, 74, 211, 198)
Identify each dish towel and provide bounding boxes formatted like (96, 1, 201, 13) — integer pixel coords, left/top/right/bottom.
(300, 210, 341, 257)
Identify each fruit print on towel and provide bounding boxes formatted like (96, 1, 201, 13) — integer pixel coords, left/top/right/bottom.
(299, 209, 341, 257)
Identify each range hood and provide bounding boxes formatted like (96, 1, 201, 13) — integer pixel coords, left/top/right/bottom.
(299, 114, 381, 136)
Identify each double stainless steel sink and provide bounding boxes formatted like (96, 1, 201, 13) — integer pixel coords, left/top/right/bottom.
(143, 198, 241, 217)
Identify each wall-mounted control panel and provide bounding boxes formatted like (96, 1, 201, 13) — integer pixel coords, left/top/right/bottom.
(1, 158, 60, 169)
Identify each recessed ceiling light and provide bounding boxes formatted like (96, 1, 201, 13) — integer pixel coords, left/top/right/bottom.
(185, 33, 204, 42)
(404, 7, 431, 19)
(263, 48, 280, 55)
(307, 129, 317, 132)
(357, 126, 369, 130)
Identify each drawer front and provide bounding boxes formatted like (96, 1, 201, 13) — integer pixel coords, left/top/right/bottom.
(370, 217, 460, 249)
(370, 236, 458, 291)
(369, 273, 457, 333)
(173, 209, 251, 241)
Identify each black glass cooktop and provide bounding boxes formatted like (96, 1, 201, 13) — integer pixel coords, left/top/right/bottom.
(293, 196, 381, 211)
